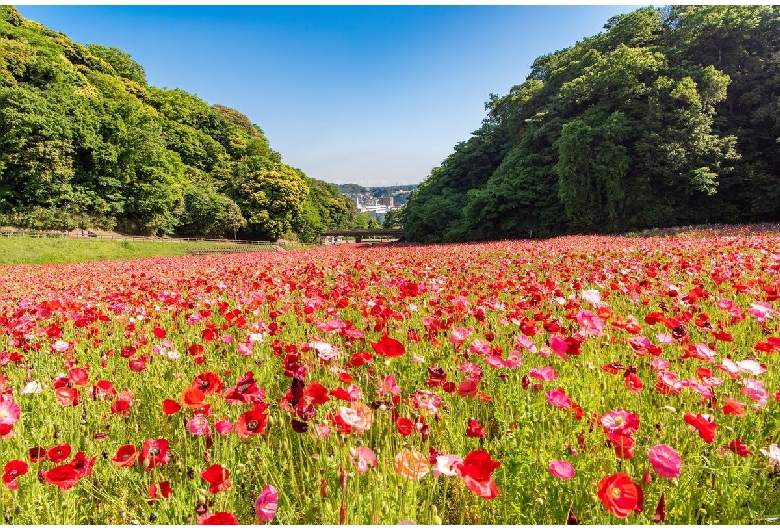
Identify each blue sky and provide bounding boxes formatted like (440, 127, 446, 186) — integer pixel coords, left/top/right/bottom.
(16, 5, 645, 187)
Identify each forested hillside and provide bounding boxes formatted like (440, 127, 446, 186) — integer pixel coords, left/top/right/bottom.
(404, 6, 780, 242)
(0, 6, 360, 241)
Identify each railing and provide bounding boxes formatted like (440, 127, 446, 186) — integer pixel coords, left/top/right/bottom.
(185, 244, 283, 255)
(0, 229, 276, 246)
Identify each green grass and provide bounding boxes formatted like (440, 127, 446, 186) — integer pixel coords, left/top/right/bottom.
(0, 237, 279, 265)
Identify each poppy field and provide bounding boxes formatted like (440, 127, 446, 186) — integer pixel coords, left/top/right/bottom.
(1, 226, 780, 524)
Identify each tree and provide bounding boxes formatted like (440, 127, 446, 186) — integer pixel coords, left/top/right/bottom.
(230, 162, 309, 241)
(382, 207, 404, 230)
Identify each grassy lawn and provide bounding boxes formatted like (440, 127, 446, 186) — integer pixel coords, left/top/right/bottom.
(0, 237, 282, 265)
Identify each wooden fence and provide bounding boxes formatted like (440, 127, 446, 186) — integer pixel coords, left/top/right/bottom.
(0, 229, 274, 246)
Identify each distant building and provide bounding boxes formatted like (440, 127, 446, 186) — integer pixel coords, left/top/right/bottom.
(378, 196, 394, 207)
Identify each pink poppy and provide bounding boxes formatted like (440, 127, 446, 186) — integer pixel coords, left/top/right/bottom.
(0, 397, 21, 433)
(545, 388, 572, 409)
(215, 419, 234, 435)
(529, 366, 558, 381)
(576, 309, 604, 336)
(601, 409, 640, 436)
(548, 460, 575, 480)
(379, 374, 401, 396)
(647, 444, 682, 478)
(255, 484, 279, 523)
(188, 416, 211, 436)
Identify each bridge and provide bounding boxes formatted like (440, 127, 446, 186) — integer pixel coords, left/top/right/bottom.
(322, 229, 404, 243)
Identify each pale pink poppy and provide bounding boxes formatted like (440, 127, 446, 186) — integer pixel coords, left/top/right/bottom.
(656, 333, 674, 345)
(412, 389, 442, 415)
(351, 446, 378, 473)
(51, 340, 70, 353)
(748, 301, 775, 322)
(237, 342, 253, 356)
(310, 341, 339, 361)
(741, 379, 769, 407)
(548, 460, 575, 480)
(312, 424, 331, 439)
(433, 455, 463, 477)
(581, 289, 603, 307)
(338, 403, 373, 434)
(514, 334, 538, 354)
(647, 444, 682, 478)
(469, 339, 492, 356)
(255, 484, 279, 523)
(450, 327, 472, 345)
(694, 343, 717, 361)
(576, 310, 604, 336)
(650, 357, 671, 371)
(735, 359, 766, 375)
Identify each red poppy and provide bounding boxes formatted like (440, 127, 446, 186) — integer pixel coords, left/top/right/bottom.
(111, 399, 131, 416)
(28, 446, 47, 463)
(458, 379, 479, 398)
(721, 397, 746, 416)
(193, 372, 224, 395)
(201, 464, 231, 494)
(55, 387, 79, 407)
(197, 512, 239, 525)
(71, 451, 96, 478)
(466, 418, 486, 438)
(48, 443, 72, 463)
(2, 459, 28, 490)
(396, 417, 414, 436)
(44, 463, 80, 490)
(148, 481, 173, 505)
(223, 371, 265, 405)
(112, 444, 140, 467)
(683, 412, 717, 444)
(68, 368, 89, 386)
(653, 492, 666, 523)
(606, 431, 636, 460)
(181, 386, 206, 408)
(624, 373, 643, 393)
(162, 399, 182, 415)
(91, 380, 117, 400)
(370, 335, 406, 358)
(140, 438, 170, 471)
(235, 405, 269, 441)
(303, 381, 329, 405)
(457, 450, 501, 500)
(727, 438, 752, 457)
(597, 473, 643, 518)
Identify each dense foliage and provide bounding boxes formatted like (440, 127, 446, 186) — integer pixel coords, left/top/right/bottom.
(404, 6, 780, 242)
(0, 6, 358, 240)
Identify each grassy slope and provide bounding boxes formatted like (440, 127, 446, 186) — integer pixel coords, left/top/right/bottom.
(0, 237, 277, 265)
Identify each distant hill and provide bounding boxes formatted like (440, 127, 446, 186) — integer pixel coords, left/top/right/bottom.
(0, 6, 361, 242)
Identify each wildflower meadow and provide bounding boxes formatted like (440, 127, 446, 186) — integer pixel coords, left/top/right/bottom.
(1, 227, 780, 524)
